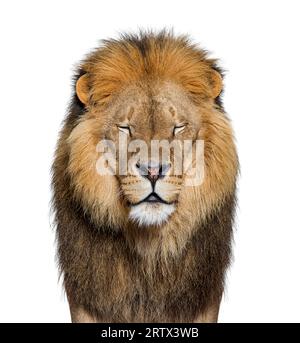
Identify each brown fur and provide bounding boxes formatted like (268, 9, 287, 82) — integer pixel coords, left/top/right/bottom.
(52, 30, 238, 322)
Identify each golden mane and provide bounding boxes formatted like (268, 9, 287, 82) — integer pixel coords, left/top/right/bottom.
(80, 31, 222, 106)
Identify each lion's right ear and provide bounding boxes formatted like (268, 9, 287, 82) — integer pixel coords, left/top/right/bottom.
(76, 73, 89, 105)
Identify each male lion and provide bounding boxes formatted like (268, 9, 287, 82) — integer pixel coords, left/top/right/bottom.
(52, 31, 238, 323)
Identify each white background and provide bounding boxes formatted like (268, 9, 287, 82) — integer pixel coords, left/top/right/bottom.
(0, 0, 299, 323)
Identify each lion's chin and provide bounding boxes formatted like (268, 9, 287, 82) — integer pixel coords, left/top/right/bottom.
(129, 202, 175, 227)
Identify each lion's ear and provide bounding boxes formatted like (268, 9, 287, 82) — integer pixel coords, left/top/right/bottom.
(76, 73, 89, 105)
(209, 70, 223, 98)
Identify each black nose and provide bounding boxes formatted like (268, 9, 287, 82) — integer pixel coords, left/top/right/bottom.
(136, 162, 170, 184)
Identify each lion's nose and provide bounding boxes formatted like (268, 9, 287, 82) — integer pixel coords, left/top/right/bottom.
(136, 162, 170, 184)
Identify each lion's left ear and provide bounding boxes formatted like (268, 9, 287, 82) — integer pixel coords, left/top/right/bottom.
(76, 73, 89, 105)
(208, 70, 223, 98)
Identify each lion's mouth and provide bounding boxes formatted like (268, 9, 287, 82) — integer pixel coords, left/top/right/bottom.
(131, 192, 172, 206)
(128, 192, 176, 226)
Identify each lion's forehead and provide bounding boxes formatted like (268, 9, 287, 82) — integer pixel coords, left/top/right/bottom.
(100, 80, 200, 139)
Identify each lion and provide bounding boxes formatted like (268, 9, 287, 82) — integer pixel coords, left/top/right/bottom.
(52, 30, 238, 323)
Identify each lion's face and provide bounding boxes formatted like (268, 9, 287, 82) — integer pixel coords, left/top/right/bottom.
(105, 81, 201, 226)
(68, 80, 206, 228)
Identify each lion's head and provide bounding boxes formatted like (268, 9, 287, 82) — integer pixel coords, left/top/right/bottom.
(54, 31, 238, 256)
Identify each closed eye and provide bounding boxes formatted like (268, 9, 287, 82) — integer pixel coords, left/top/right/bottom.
(117, 125, 131, 136)
(173, 124, 186, 136)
